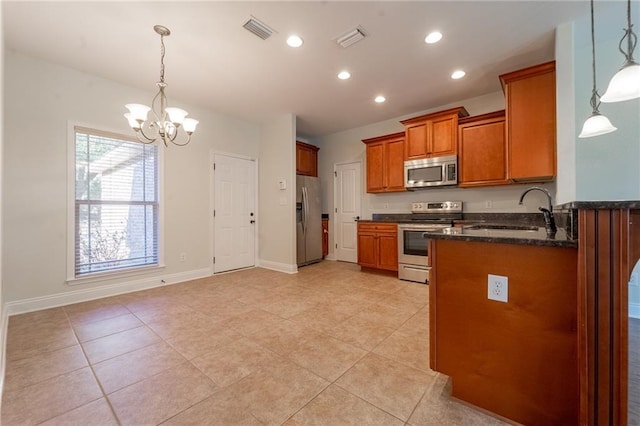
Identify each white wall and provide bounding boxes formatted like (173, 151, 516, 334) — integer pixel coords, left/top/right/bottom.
(258, 113, 297, 273)
(0, 3, 6, 399)
(2, 50, 261, 307)
(555, 22, 577, 205)
(317, 91, 556, 259)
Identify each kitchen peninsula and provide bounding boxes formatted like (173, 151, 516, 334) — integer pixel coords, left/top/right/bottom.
(426, 230, 578, 425)
(425, 201, 640, 425)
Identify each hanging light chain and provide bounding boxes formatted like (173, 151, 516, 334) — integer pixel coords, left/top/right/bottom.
(618, 0, 637, 63)
(589, 0, 602, 113)
(159, 32, 166, 84)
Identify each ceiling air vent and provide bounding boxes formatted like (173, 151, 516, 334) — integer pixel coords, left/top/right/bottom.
(336, 27, 366, 48)
(243, 17, 275, 40)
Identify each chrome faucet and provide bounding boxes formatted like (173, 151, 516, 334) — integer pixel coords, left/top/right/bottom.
(518, 186, 557, 236)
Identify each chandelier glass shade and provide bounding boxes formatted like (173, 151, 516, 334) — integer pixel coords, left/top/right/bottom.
(124, 25, 198, 146)
(579, 0, 617, 138)
(600, 0, 640, 102)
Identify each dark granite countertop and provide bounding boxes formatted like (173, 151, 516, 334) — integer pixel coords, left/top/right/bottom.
(559, 200, 640, 210)
(424, 226, 577, 248)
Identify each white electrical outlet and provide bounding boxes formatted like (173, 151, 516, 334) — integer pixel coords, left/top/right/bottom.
(485, 200, 493, 209)
(488, 274, 508, 303)
(384, 203, 389, 209)
(180, 252, 187, 262)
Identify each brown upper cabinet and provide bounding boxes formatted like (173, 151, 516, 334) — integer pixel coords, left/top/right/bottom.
(400, 107, 469, 161)
(458, 110, 509, 188)
(296, 141, 319, 177)
(362, 132, 406, 193)
(500, 61, 556, 182)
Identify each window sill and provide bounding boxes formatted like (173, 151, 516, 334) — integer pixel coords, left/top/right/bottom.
(66, 264, 166, 286)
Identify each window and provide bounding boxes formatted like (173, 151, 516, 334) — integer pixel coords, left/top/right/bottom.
(72, 126, 160, 278)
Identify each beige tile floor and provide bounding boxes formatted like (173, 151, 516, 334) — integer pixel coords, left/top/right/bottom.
(2, 261, 507, 425)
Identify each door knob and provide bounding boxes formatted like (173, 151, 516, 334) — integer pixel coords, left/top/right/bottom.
(353, 216, 360, 220)
(250, 220, 255, 224)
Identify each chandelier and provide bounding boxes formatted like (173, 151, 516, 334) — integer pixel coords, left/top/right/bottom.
(124, 25, 198, 147)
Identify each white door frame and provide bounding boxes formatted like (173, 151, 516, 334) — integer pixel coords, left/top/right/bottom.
(333, 160, 363, 262)
(210, 150, 259, 274)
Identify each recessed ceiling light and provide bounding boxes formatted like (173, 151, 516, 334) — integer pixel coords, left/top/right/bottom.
(451, 70, 466, 79)
(338, 71, 351, 80)
(374, 95, 386, 103)
(287, 35, 303, 48)
(425, 31, 443, 44)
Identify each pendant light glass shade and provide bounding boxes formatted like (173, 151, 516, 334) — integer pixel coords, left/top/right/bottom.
(579, 113, 618, 138)
(601, 0, 640, 102)
(600, 62, 640, 102)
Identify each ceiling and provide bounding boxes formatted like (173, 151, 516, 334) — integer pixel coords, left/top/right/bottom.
(2, 1, 626, 138)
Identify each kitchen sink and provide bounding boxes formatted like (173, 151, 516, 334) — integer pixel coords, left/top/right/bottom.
(465, 224, 540, 232)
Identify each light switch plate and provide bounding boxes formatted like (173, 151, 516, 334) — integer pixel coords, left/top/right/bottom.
(488, 274, 508, 303)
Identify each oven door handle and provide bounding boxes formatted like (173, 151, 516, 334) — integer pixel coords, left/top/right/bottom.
(401, 265, 430, 272)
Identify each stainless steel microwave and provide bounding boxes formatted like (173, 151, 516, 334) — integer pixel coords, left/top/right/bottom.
(404, 155, 458, 189)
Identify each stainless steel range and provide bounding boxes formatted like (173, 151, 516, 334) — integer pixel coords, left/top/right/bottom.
(398, 201, 462, 283)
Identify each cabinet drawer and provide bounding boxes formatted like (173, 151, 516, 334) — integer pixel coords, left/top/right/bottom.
(357, 222, 397, 233)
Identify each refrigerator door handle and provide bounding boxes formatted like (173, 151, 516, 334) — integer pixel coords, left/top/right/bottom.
(303, 187, 309, 235)
(301, 187, 307, 235)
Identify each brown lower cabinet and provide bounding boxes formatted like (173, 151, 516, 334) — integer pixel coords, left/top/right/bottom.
(430, 238, 578, 425)
(321, 218, 328, 258)
(357, 222, 397, 272)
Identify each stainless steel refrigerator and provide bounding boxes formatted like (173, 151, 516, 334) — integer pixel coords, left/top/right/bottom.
(296, 175, 322, 266)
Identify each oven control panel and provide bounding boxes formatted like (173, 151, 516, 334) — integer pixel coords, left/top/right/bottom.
(411, 201, 462, 213)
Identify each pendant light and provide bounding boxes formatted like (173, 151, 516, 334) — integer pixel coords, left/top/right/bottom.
(600, 0, 640, 102)
(579, 0, 617, 138)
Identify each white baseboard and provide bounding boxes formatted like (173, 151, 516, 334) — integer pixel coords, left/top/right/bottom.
(630, 303, 640, 319)
(324, 254, 337, 261)
(258, 259, 298, 274)
(4, 267, 212, 317)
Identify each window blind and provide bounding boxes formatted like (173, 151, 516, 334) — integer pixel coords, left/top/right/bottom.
(75, 128, 159, 276)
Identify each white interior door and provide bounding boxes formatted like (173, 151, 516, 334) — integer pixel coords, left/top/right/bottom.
(214, 154, 256, 273)
(334, 162, 361, 263)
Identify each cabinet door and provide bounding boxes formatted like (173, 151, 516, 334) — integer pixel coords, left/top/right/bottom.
(504, 63, 556, 181)
(366, 142, 385, 192)
(296, 142, 319, 177)
(459, 115, 508, 187)
(405, 123, 428, 160)
(385, 138, 406, 192)
(298, 146, 314, 176)
(357, 233, 378, 268)
(430, 115, 457, 156)
(322, 219, 329, 257)
(377, 233, 398, 271)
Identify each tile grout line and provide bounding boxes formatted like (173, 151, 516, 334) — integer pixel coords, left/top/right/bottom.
(51, 307, 122, 425)
(7, 263, 448, 425)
